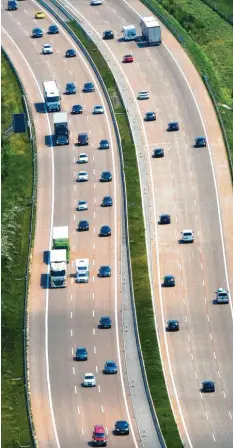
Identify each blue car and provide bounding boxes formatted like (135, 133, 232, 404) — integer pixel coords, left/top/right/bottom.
(202, 380, 215, 393)
(98, 266, 111, 277)
(66, 82, 76, 94)
(75, 347, 88, 361)
(48, 25, 59, 34)
(66, 48, 76, 58)
(102, 196, 112, 207)
(72, 104, 83, 114)
(195, 136, 206, 147)
(104, 360, 117, 374)
(83, 82, 95, 92)
(99, 316, 112, 329)
(99, 139, 109, 149)
(99, 225, 111, 237)
(100, 171, 112, 182)
(31, 28, 43, 38)
(114, 420, 129, 435)
(167, 121, 179, 131)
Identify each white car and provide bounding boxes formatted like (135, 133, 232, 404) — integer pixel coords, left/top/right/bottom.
(78, 153, 88, 164)
(93, 105, 104, 114)
(42, 44, 53, 54)
(77, 200, 88, 211)
(77, 171, 88, 182)
(215, 288, 229, 304)
(137, 91, 149, 100)
(90, 0, 102, 5)
(83, 373, 96, 387)
(181, 229, 194, 243)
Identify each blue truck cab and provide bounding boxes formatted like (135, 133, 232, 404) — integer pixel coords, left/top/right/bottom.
(8, 0, 18, 10)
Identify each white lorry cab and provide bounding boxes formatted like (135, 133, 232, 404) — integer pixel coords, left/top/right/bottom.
(122, 25, 137, 41)
(43, 80, 61, 112)
(50, 249, 67, 288)
(75, 259, 89, 283)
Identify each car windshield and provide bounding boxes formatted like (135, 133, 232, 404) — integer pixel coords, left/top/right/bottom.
(94, 433, 105, 438)
(85, 375, 94, 379)
(78, 349, 86, 353)
(107, 362, 115, 367)
(79, 201, 86, 205)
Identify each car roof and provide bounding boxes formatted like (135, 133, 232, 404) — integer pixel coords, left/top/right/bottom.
(100, 139, 109, 142)
(67, 82, 74, 85)
(165, 274, 174, 278)
(94, 424, 105, 432)
(85, 372, 94, 376)
(101, 265, 110, 269)
(182, 229, 193, 233)
(103, 196, 112, 199)
(79, 132, 88, 136)
(101, 315, 110, 319)
(106, 360, 116, 364)
(168, 319, 178, 323)
(116, 420, 128, 425)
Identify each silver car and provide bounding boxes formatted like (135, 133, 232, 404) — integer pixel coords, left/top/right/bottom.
(93, 105, 104, 114)
(77, 171, 88, 182)
(42, 44, 53, 54)
(137, 91, 149, 100)
(77, 200, 88, 211)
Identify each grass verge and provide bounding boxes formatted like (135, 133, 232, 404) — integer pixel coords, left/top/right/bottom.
(1, 51, 33, 447)
(69, 21, 182, 447)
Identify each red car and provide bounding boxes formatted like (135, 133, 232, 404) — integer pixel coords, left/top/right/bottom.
(92, 424, 107, 446)
(123, 54, 133, 63)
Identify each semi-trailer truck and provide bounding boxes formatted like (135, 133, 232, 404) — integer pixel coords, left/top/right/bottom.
(43, 80, 61, 112)
(140, 16, 161, 45)
(75, 259, 89, 283)
(53, 112, 69, 145)
(122, 25, 136, 41)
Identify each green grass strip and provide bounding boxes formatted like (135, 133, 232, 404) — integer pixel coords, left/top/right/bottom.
(1, 51, 34, 448)
(68, 21, 182, 447)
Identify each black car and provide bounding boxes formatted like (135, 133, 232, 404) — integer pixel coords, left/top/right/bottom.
(103, 30, 114, 40)
(100, 171, 112, 182)
(99, 225, 111, 237)
(75, 347, 88, 361)
(48, 25, 59, 34)
(66, 48, 76, 57)
(99, 139, 109, 149)
(202, 381, 215, 393)
(163, 275, 175, 287)
(98, 265, 111, 277)
(102, 196, 113, 207)
(152, 148, 164, 158)
(167, 121, 179, 131)
(72, 104, 83, 114)
(78, 133, 88, 145)
(167, 320, 179, 331)
(31, 27, 43, 38)
(145, 112, 156, 121)
(66, 82, 76, 94)
(159, 214, 171, 225)
(78, 220, 89, 231)
(99, 316, 112, 329)
(195, 136, 206, 147)
(114, 420, 129, 435)
(83, 82, 95, 92)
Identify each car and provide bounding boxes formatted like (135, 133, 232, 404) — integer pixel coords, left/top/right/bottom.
(72, 104, 83, 114)
(167, 320, 179, 331)
(138, 91, 149, 100)
(104, 360, 117, 374)
(103, 30, 114, 40)
(93, 105, 104, 114)
(99, 316, 112, 329)
(77, 220, 89, 231)
(152, 148, 164, 158)
(99, 225, 111, 237)
(77, 133, 88, 145)
(145, 111, 156, 121)
(92, 425, 107, 447)
(114, 420, 129, 435)
(83, 373, 96, 387)
(102, 196, 113, 207)
(100, 171, 112, 182)
(78, 153, 88, 164)
(35, 11, 46, 19)
(181, 229, 194, 243)
(31, 27, 43, 38)
(99, 139, 109, 150)
(83, 82, 95, 92)
(167, 121, 179, 131)
(77, 171, 88, 182)
(66, 82, 76, 94)
(195, 136, 206, 147)
(201, 380, 215, 393)
(48, 24, 59, 34)
(42, 44, 53, 55)
(90, 0, 103, 5)
(163, 275, 175, 287)
(123, 54, 134, 63)
(77, 200, 88, 211)
(98, 265, 111, 277)
(66, 48, 76, 58)
(215, 288, 229, 304)
(75, 347, 88, 361)
(159, 214, 171, 225)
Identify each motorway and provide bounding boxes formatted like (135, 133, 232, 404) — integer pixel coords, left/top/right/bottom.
(54, 0, 233, 446)
(1, 1, 160, 447)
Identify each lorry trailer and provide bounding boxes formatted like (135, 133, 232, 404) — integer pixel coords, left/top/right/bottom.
(122, 24, 137, 41)
(140, 16, 161, 45)
(43, 80, 61, 112)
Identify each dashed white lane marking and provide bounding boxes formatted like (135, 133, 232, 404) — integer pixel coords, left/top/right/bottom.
(74, 157, 76, 163)
(205, 412, 209, 421)
(24, 9, 28, 14)
(181, 281, 184, 287)
(92, 292, 95, 300)
(195, 371, 198, 380)
(16, 21, 21, 25)
(218, 371, 221, 378)
(93, 168, 95, 174)
(213, 351, 216, 359)
(101, 405, 104, 413)
(94, 346, 96, 354)
(200, 392, 203, 400)
(74, 214, 76, 220)
(70, 311, 72, 318)
(185, 316, 188, 323)
(94, 182, 96, 189)
(93, 242, 95, 249)
(188, 334, 190, 342)
(71, 329, 73, 337)
(223, 390, 226, 399)
(94, 211, 96, 218)
(191, 352, 193, 360)
(98, 385, 101, 393)
(93, 275, 95, 283)
(72, 347, 74, 356)
(212, 434, 216, 442)
(77, 406, 81, 415)
(93, 259, 95, 266)
(25, 30, 29, 35)
(81, 428, 84, 436)
(70, 294, 73, 301)
(204, 297, 207, 304)
(203, 280, 205, 287)
(209, 333, 212, 340)
(93, 155, 95, 161)
(93, 328, 95, 335)
(106, 427, 108, 435)
(96, 365, 98, 373)
(72, 245, 75, 251)
(207, 315, 209, 322)
(229, 411, 232, 419)
(94, 198, 96, 204)
(94, 227, 96, 234)
(179, 264, 182, 270)
(75, 386, 77, 394)
(93, 310, 95, 317)
(73, 367, 75, 375)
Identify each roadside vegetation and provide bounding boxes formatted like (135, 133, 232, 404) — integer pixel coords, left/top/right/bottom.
(69, 21, 182, 447)
(201, 0, 233, 25)
(142, 0, 233, 172)
(1, 51, 33, 447)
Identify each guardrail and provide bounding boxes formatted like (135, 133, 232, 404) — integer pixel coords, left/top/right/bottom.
(38, 0, 166, 445)
(1, 47, 38, 448)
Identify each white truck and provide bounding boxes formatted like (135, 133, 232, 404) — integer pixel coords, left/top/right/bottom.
(140, 16, 161, 45)
(43, 80, 61, 112)
(50, 249, 67, 288)
(122, 24, 137, 41)
(75, 259, 89, 283)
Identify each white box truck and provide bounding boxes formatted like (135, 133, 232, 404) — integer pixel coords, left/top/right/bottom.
(140, 16, 161, 45)
(122, 24, 137, 41)
(50, 249, 67, 288)
(75, 259, 89, 283)
(43, 80, 61, 112)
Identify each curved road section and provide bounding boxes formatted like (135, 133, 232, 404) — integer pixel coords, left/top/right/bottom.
(2, 1, 162, 447)
(57, 0, 233, 446)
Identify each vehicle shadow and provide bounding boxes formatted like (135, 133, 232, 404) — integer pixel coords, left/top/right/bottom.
(40, 273, 50, 289)
(43, 251, 50, 265)
(45, 135, 54, 147)
(34, 102, 47, 113)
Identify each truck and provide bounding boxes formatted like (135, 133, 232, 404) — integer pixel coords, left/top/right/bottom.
(50, 249, 67, 288)
(75, 259, 89, 283)
(122, 25, 136, 41)
(140, 16, 161, 46)
(53, 112, 69, 146)
(43, 81, 61, 112)
(52, 226, 70, 262)
(8, 0, 18, 10)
